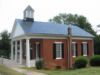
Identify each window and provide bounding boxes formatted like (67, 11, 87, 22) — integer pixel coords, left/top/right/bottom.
(25, 10, 32, 18)
(82, 42, 88, 56)
(72, 42, 77, 57)
(53, 42, 64, 59)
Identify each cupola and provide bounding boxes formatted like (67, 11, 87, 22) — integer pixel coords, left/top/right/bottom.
(24, 5, 34, 21)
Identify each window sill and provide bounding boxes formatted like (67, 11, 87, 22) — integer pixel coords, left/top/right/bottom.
(73, 56, 76, 58)
(56, 58, 62, 59)
(83, 55, 87, 56)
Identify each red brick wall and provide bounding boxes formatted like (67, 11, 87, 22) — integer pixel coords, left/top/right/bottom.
(42, 39, 68, 69)
(30, 38, 93, 69)
(42, 39, 93, 69)
(71, 39, 94, 64)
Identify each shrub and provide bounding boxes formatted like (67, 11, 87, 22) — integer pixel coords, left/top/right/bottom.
(35, 59, 44, 70)
(74, 56, 88, 68)
(90, 55, 100, 66)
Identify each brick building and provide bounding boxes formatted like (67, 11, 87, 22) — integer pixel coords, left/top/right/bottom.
(10, 6, 94, 69)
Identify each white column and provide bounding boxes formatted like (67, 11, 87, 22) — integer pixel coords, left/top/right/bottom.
(19, 40, 22, 64)
(11, 41, 13, 60)
(15, 41, 17, 62)
(26, 38, 30, 67)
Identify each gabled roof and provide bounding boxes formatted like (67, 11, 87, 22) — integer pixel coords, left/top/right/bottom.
(24, 5, 34, 12)
(11, 19, 94, 38)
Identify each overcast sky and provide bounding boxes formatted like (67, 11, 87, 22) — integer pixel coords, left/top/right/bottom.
(0, 0, 100, 33)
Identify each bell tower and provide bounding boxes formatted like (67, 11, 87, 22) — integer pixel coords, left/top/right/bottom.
(24, 5, 34, 21)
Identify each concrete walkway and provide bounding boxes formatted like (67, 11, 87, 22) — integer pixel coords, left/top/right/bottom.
(0, 58, 46, 75)
(12, 67, 46, 75)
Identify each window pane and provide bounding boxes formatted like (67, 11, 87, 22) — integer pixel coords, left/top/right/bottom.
(56, 51, 60, 58)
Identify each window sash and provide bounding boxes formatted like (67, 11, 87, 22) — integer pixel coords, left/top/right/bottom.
(55, 43, 62, 59)
(72, 42, 76, 57)
(82, 42, 87, 56)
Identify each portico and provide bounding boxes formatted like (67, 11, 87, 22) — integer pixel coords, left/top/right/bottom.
(11, 37, 41, 67)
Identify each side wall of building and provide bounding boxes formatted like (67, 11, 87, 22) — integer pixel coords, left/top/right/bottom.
(42, 39, 93, 69)
(30, 38, 93, 69)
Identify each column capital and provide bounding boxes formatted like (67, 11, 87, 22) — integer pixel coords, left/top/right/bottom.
(26, 37, 31, 40)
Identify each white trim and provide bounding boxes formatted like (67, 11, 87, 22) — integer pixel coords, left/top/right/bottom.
(72, 42, 77, 57)
(83, 55, 87, 56)
(72, 56, 76, 58)
(19, 40, 22, 64)
(82, 42, 87, 44)
(15, 41, 17, 62)
(54, 42, 63, 44)
(82, 42, 88, 56)
(26, 38, 31, 67)
(56, 57, 62, 59)
(72, 37, 93, 40)
(55, 43, 63, 59)
(72, 42, 76, 44)
(11, 34, 93, 40)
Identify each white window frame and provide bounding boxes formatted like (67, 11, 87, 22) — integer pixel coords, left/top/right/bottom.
(54, 42, 63, 59)
(82, 42, 88, 56)
(72, 42, 76, 58)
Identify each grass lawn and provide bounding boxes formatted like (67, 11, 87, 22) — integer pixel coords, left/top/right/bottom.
(0, 65, 25, 75)
(22, 67, 100, 75)
(41, 67, 100, 75)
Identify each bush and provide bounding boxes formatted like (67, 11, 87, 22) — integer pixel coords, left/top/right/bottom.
(90, 55, 100, 66)
(35, 59, 44, 70)
(74, 56, 88, 68)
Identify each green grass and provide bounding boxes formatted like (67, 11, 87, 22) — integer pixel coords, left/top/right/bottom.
(41, 67, 100, 75)
(0, 65, 25, 75)
(22, 67, 100, 75)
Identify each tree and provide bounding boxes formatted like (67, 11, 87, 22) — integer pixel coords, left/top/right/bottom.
(49, 13, 96, 36)
(0, 31, 10, 58)
(49, 13, 100, 54)
(94, 35, 100, 54)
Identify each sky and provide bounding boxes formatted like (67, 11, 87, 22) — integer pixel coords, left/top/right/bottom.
(0, 0, 100, 33)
